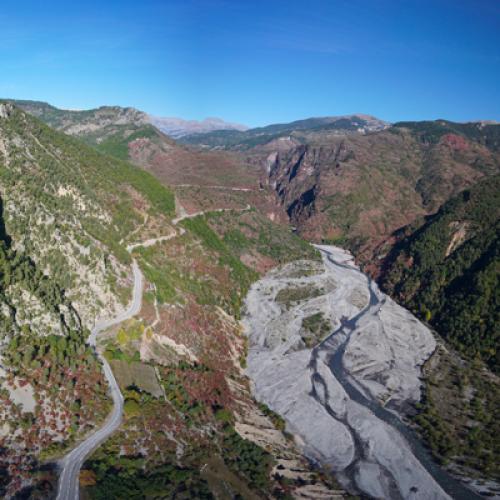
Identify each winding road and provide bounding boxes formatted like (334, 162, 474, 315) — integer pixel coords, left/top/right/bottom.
(56, 261, 143, 500)
(56, 203, 251, 499)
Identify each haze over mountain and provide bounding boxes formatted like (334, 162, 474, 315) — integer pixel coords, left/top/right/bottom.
(150, 115, 248, 138)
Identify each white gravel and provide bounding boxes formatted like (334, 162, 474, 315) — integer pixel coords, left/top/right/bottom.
(243, 245, 449, 499)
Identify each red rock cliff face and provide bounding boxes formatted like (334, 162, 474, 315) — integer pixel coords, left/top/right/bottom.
(248, 127, 500, 267)
(262, 140, 358, 241)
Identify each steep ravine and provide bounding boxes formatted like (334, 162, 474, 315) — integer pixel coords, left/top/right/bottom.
(242, 245, 481, 499)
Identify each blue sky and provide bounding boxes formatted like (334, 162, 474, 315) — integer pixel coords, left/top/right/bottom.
(0, 0, 499, 126)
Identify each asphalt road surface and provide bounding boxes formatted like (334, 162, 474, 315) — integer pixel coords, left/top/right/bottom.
(56, 260, 143, 500)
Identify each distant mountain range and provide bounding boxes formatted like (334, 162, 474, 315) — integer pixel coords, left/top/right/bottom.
(6, 99, 259, 190)
(150, 115, 248, 138)
(179, 114, 389, 148)
(8, 100, 390, 145)
(9, 101, 499, 261)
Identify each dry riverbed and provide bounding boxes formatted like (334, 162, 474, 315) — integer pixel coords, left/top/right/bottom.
(242, 245, 479, 499)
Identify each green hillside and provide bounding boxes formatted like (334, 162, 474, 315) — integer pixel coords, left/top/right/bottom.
(0, 102, 174, 303)
(0, 102, 176, 495)
(381, 175, 500, 371)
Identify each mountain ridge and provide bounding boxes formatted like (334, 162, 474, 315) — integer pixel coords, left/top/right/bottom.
(1, 99, 499, 498)
(179, 113, 389, 148)
(4, 99, 248, 139)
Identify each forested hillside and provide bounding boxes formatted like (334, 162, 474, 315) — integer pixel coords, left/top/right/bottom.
(393, 119, 500, 151)
(380, 175, 500, 372)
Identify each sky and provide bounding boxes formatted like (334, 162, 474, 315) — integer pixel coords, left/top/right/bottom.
(0, 0, 499, 127)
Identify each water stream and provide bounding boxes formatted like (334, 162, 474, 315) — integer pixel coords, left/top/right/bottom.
(317, 247, 480, 500)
